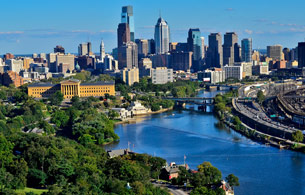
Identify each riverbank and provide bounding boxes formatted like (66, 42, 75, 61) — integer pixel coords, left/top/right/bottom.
(221, 99, 305, 153)
(115, 107, 173, 125)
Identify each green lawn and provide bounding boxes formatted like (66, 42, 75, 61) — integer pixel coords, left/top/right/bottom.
(15, 187, 47, 195)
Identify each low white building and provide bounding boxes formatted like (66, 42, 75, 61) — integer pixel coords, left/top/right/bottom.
(111, 108, 132, 119)
(129, 101, 150, 115)
(224, 65, 243, 80)
(198, 68, 225, 84)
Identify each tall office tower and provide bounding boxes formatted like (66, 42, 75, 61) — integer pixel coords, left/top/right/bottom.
(223, 32, 239, 66)
(117, 23, 130, 48)
(283, 48, 291, 61)
(187, 28, 203, 61)
(121, 6, 135, 42)
(100, 40, 106, 62)
(291, 47, 298, 61)
(148, 39, 156, 54)
(241, 38, 253, 62)
(206, 33, 223, 68)
(54, 45, 65, 54)
(118, 42, 138, 70)
(201, 37, 205, 58)
(154, 17, 170, 54)
(267, 45, 283, 61)
(135, 39, 149, 57)
(78, 42, 92, 56)
(170, 51, 193, 71)
(298, 42, 305, 68)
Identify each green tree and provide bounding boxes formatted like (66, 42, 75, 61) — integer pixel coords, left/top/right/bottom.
(49, 91, 64, 106)
(226, 174, 240, 188)
(0, 134, 14, 168)
(292, 130, 304, 143)
(9, 158, 28, 189)
(51, 110, 69, 128)
(257, 90, 265, 104)
(27, 168, 47, 187)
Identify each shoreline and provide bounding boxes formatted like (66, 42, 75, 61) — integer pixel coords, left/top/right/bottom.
(114, 107, 173, 125)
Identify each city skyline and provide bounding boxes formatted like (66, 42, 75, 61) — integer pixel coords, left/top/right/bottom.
(1, 0, 305, 54)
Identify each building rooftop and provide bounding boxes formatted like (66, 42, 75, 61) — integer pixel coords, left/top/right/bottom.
(81, 81, 115, 86)
(28, 83, 58, 88)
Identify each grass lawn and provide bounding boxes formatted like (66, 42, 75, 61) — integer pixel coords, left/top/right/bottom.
(15, 187, 47, 195)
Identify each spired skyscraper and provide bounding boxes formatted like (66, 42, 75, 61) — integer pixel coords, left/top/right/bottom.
(241, 38, 252, 62)
(121, 6, 135, 42)
(100, 40, 105, 62)
(154, 17, 170, 54)
(206, 33, 223, 68)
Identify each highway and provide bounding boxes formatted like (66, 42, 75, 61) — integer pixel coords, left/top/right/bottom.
(234, 99, 297, 136)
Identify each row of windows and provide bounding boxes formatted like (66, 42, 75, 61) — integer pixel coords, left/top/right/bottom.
(31, 88, 58, 91)
(80, 87, 111, 90)
(80, 90, 111, 93)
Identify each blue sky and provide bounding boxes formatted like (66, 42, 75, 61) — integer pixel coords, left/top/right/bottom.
(1, 0, 305, 54)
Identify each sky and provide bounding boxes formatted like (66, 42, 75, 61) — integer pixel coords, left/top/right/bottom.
(0, 0, 305, 54)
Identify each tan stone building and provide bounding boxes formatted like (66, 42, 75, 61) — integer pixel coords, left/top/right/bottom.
(28, 79, 115, 99)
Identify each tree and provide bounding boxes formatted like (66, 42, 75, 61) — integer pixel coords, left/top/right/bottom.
(27, 168, 47, 187)
(0, 134, 14, 168)
(108, 110, 119, 120)
(292, 130, 304, 143)
(51, 110, 69, 128)
(226, 174, 239, 188)
(49, 91, 64, 106)
(257, 90, 265, 104)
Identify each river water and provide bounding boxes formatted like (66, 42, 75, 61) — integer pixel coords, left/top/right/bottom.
(105, 91, 305, 195)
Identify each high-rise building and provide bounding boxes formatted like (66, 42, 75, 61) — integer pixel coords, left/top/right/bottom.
(154, 17, 170, 54)
(206, 33, 223, 68)
(241, 38, 252, 62)
(170, 51, 193, 71)
(224, 65, 243, 80)
(121, 6, 135, 42)
(135, 39, 149, 58)
(121, 67, 139, 86)
(6, 59, 24, 73)
(23, 58, 34, 70)
(187, 28, 203, 61)
(54, 45, 65, 54)
(283, 48, 291, 62)
(118, 42, 138, 69)
(298, 42, 305, 68)
(201, 37, 205, 59)
(267, 45, 283, 61)
(117, 23, 131, 48)
(151, 67, 173, 84)
(0, 71, 23, 87)
(78, 42, 92, 56)
(100, 40, 106, 62)
(139, 58, 152, 78)
(56, 54, 75, 73)
(223, 32, 239, 66)
(148, 39, 156, 54)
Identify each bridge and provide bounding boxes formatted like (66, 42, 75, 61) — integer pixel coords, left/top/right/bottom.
(163, 97, 214, 112)
(205, 83, 239, 90)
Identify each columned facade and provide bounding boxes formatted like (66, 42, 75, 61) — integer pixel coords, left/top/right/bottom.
(61, 80, 81, 99)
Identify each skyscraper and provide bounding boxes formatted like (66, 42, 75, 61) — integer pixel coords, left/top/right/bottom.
(206, 33, 223, 68)
(100, 40, 106, 62)
(154, 17, 170, 54)
(78, 42, 92, 56)
(267, 45, 283, 61)
(241, 38, 253, 62)
(298, 42, 305, 68)
(187, 28, 203, 61)
(118, 42, 138, 70)
(135, 39, 149, 58)
(121, 6, 135, 42)
(117, 23, 130, 48)
(223, 32, 239, 66)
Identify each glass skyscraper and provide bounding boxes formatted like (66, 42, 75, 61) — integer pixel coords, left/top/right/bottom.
(187, 28, 203, 61)
(241, 38, 253, 62)
(154, 17, 170, 54)
(121, 6, 135, 42)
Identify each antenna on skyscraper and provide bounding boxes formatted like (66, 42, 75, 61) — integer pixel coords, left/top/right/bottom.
(159, 9, 161, 18)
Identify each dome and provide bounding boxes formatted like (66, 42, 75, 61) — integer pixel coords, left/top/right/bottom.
(75, 62, 80, 70)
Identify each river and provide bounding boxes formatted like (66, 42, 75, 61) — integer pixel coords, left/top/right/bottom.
(105, 90, 305, 195)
